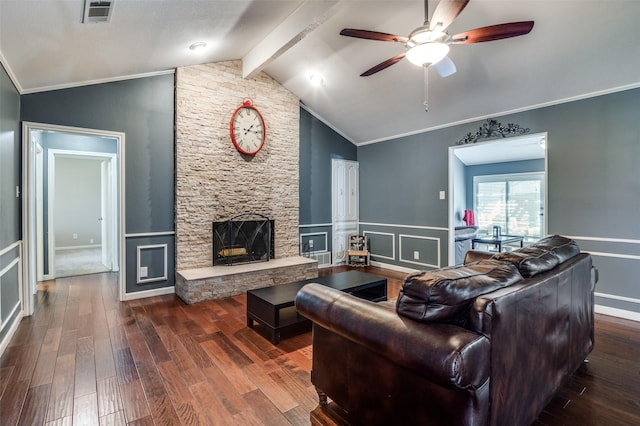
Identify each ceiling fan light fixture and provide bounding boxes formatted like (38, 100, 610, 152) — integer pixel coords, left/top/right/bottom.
(406, 42, 450, 66)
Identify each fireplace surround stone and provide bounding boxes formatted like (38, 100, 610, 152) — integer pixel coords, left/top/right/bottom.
(175, 256, 318, 304)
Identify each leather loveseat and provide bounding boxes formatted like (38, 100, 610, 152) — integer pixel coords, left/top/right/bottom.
(295, 235, 597, 426)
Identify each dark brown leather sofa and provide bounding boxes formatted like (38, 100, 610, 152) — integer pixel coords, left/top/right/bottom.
(295, 236, 597, 426)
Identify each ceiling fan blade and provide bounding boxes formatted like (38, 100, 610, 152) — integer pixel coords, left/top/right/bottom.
(451, 21, 535, 44)
(340, 28, 407, 43)
(429, 0, 470, 31)
(360, 53, 406, 77)
(432, 56, 457, 78)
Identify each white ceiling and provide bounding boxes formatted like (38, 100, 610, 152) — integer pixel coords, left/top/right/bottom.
(2, 0, 640, 145)
(454, 133, 545, 166)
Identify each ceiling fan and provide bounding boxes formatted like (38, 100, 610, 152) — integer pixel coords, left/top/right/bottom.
(340, 0, 534, 78)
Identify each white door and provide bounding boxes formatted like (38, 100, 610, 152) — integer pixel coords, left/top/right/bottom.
(332, 159, 359, 264)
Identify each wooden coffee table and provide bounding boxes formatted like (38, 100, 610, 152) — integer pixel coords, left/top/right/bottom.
(246, 271, 387, 344)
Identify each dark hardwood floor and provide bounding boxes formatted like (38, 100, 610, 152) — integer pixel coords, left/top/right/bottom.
(0, 266, 638, 425)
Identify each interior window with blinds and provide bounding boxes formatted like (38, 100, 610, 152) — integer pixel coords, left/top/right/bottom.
(473, 172, 544, 242)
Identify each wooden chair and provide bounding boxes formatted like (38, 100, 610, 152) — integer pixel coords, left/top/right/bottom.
(347, 234, 370, 267)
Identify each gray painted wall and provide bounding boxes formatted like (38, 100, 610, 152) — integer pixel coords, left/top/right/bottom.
(21, 74, 176, 293)
(359, 87, 640, 317)
(0, 63, 22, 344)
(299, 107, 356, 255)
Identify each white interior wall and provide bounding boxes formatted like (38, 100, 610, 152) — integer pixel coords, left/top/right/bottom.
(54, 157, 102, 248)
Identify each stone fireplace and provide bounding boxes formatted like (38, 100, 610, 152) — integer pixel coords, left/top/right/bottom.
(174, 61, 317, 303)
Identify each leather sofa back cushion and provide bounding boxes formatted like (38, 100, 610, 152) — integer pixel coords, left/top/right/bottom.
(533, 235, 580, 263)
(396, 260, 522, 323)
(492, 235, 579, 277)
(492, 247, 558, 278)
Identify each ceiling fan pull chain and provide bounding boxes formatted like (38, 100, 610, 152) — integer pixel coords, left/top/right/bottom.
(423, 65, 429, 112)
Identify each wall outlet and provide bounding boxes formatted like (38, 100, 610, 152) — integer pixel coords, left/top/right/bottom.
(413, 251, 419, 260)
(90, 238, 95, 244)
(140, 266, 148, 278)
(439, 190, 446, 200)
(73, 233, 78, 240)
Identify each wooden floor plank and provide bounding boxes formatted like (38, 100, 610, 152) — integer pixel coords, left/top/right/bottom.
(118, 379, 151, 423)
(21, 384, 51, 425)
(242, 388, 294, 426)
(200, 339, 257, 395)
(0, 379, 30, 425)
(94, 338, 117, 381)
(0, 366, 15, 399)
(72, 393, 99, 425)
(133, 359, 182, 424)
(189, 380, 235, 425)
(74, 336, 97, 398)
(113, 348, 139, 385)
(243, 363, 299, 413)
(96, 376, 123, 418)
(201, 364, 251, 415)
(98, 410, 126, 426)
(45, 353, 75, 422)
(1, 268, 639, 426)
(30, 349, 58, 388)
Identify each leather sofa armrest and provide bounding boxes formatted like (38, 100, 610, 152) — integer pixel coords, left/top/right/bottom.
(295, 283, 490, 390)
(464, 250, 494, 264)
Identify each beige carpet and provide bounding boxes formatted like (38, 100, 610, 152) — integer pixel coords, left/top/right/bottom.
(55, 247, 111, 278)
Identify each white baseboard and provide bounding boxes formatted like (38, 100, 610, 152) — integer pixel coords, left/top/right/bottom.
(0, 310, 24, 358)
(595, 304, 640, 322)
(123, 286, 175, 301)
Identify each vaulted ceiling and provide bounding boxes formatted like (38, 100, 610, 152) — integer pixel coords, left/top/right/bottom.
(2, 0, 639, 144)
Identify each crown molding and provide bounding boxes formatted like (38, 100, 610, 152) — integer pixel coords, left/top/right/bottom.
(20, 69, 176, 95)
(0, 51, 24, 94)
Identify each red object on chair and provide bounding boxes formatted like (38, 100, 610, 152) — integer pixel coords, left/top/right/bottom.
(463, 210, 475, 226)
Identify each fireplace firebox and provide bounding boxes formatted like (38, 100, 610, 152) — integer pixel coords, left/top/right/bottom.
(212, 213, 274, 266)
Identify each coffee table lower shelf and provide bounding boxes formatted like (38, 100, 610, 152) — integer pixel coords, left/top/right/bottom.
(246, 271, 387, 344)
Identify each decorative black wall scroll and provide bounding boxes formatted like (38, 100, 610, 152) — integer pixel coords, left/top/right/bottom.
(456, 119, 530, 145)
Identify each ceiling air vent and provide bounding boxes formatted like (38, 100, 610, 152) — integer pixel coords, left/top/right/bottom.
(83, 0, 113, 23)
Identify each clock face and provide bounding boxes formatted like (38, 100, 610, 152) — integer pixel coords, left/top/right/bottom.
(230, 104, 266, 155)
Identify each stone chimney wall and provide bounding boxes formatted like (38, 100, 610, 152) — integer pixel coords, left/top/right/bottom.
(175, 61, 300, 269)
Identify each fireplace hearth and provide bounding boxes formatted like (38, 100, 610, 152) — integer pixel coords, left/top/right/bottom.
(212, 213, 274, 266)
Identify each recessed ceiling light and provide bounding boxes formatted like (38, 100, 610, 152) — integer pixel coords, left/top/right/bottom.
(189, 42, 207, 52)
(309, 74, 324, 87)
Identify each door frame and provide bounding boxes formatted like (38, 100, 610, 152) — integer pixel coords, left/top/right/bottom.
(46, 149, 118, 279)
(22, 122, 125, 315)
(447, 132, 548, 266)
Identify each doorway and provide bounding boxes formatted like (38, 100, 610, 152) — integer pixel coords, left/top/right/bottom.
(47, 152, 116, 278)
(22, 122, 125, 315)
(447, 133, 548, 265)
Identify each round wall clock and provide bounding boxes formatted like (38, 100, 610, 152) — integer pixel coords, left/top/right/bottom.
(230, 99, 266, 155)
